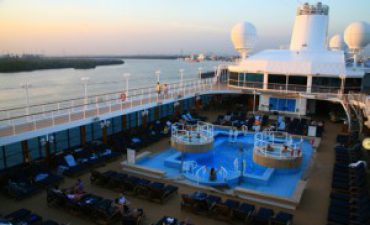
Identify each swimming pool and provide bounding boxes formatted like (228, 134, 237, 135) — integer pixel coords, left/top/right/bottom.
(136, 132, 313, 198)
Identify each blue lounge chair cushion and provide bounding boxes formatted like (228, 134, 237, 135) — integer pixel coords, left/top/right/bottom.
(64, 154, 77, 167)
(275, 212, 293, 222)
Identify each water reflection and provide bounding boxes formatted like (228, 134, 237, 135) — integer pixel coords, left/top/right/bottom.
(0, 59, 223, 109)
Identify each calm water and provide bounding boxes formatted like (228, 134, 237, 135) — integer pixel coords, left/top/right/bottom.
(0, 59, 223, 109)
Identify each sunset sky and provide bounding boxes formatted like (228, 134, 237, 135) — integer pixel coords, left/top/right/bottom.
(0, 0, 369, 55)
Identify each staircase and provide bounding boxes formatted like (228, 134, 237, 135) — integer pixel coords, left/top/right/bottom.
(346, 93, 370, 132)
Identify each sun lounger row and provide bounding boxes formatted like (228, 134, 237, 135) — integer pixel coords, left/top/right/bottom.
(1, 162, 63, 200)
(46, 188, 123, 225)
(181, 191, 293, 225)
(53, 145, 120, 177)
(90, 170, 178, 203)
(1, 208, 65, 225)
(152, 216, 195, 225)
(327, 144, 370, 225)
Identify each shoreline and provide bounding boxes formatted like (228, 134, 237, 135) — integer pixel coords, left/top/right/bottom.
(0, 57, 124, 73)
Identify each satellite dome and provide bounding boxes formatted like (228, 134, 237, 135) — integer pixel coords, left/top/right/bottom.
(231, 22, 257, 58)
(344, 21, 370, 51)
(329, 34, 345, 50)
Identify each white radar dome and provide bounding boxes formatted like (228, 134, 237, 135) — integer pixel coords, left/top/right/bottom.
(344, 21, 370, 52)
(231, 22, 257, 58)
(329, 34, 345, 50)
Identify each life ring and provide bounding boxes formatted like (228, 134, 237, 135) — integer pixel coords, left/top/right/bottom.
(120, 93, 126, 101)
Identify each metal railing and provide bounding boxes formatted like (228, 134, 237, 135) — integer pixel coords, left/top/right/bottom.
(0, 78, 218, 137)
(171, 121, 214, 145)
(254, 131, 303, 160)
(1, 73, 369, 138)
(228, 78, 362, 95)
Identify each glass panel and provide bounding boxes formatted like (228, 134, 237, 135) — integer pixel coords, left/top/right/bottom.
(69, 127, 81, 148)
(86, 124, 93, 142)
(28, 138, 41, 160)
(289, 76, 307, 85)
(112, 116, 122, 133)
(245, 73, 263, 82)
(55, 130, 68, 152)
(0, 147, 5, 169)
(107, 119, 114, 135)
(5, 142, 23, 167)
(269, 98, 278, 110)
(268, 74, 286, 84)
(93, 122, 103, 140)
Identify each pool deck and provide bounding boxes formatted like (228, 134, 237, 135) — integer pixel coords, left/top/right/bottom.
(0, 109, 341, 225)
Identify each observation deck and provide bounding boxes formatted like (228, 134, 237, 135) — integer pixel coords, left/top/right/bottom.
(0, 75, 369, 146)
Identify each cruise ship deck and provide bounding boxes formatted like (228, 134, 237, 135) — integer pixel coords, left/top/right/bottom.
(1, 1, 370, 225)
(0, 108, 346, 225)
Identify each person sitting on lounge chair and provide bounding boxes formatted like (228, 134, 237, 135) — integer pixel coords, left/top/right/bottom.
(73, 178, 84, 194)
(51, 185, 63, 194)
(115, 193, 130, 214)
(66, 191, 84, 201)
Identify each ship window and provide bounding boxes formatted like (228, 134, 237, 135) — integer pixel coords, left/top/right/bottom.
(86, 124, 93, 142)
(312, 77, 340, 87)
(0, 147, 5, 169)
(229, 72, 239, 85)
(269, 97, 296, 112)
(288, 76, 307, 85)
(106, 119, 114, 135)
(93, 122, 103, 140)
(28, 137, 42, 160)
(345, 78, 362, 91)
(268, 74, 286, 84)
(129, 113, 138, 128)
(69, 127, 80, 148)
(112, 116, 122, 133)
(4, 142, 23, 167)
(245, 73, 263, 82)
(149, 108, 155, 122)
(137, 112, 142, 126)
(55, 130, 68, 152)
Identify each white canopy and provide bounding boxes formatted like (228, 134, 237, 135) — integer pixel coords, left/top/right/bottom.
(229, 49, 365, 78)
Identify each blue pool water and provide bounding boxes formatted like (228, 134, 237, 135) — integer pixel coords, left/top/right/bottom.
(136, 132, 313, 198)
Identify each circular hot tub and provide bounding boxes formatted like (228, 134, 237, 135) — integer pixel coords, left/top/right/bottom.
(253, 131, 303, 169)
(171, 121, 214, 153)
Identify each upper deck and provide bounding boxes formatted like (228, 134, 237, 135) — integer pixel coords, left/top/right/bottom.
(0, 74, 369, 146)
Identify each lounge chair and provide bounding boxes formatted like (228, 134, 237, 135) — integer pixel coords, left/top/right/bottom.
(90, 170, 115, 185)
(93, 199, 122, 225)
(270, 212, 293, 225)
(252, 207, 274, 225)
(74, 148, 106, 168)
(148, 182, 178, 203)
(211, 199, 240, 221)
(41, 220, 63, 225)
(122, 208, 144, 225)
(180, 194, 199, 212)
(232, 203, 255, 221)
(107, 172, 128, 190)
(5, 209, 43, 225)
(58, 154, 88, 177)
(155, 216, 178, 225)
(6, 178, 39, 200)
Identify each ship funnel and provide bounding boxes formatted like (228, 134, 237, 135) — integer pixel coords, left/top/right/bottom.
(290, 2, 329, 51)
